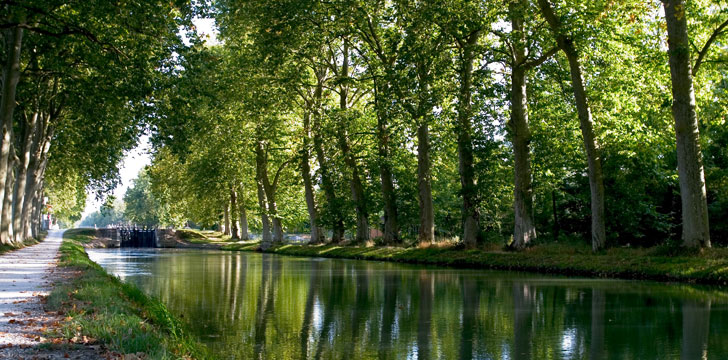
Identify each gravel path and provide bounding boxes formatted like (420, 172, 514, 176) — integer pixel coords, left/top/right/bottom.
(0, 229, 102, 359)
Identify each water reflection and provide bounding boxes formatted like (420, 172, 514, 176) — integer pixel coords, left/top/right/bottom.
(88, 249, 728, 359)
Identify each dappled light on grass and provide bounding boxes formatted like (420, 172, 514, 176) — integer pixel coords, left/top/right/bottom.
(50, 237, 207, 359)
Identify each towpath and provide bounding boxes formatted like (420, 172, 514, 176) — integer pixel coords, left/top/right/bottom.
(0, 229, 100, 359)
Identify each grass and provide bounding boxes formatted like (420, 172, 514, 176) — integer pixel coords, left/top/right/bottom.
(177, 229, 232, 244)
(48, 236, 208, 359)
(62, 228, 97, 244)
(221, 241, 728, 285)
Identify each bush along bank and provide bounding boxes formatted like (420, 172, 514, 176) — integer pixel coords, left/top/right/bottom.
(47, 239, 208, 359)
(221, 242, 728, 286)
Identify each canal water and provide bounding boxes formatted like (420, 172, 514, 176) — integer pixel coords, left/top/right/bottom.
(87, 248, 728, 359)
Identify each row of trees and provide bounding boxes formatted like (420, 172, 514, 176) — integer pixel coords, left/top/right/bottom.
(148, 0, 728, 250)
(0, 1, 196, 243)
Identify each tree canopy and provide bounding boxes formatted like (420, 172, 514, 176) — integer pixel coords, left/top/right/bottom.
(11, 0, 728, 251)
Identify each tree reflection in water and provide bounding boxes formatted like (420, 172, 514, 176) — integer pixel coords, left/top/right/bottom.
(89, 249, 728, 359)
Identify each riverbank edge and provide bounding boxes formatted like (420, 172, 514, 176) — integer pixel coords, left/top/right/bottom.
(49, 237, 208, 359)
(221, 242, 728, 286)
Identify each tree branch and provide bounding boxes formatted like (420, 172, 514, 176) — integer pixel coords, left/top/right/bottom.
(693, 17, 728, 75)
(522, 46, 559, 70)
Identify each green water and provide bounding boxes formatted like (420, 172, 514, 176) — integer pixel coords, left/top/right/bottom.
(87, 248, 728, 359)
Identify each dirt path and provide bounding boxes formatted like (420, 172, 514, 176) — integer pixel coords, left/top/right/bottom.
(0, 229, 101, 359)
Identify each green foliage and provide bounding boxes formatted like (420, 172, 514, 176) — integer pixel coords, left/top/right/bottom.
(137, 0, 728, 249)
(123, 169, 174, 227)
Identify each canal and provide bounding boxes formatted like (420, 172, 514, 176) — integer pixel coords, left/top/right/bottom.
(87, 248, 728, 359)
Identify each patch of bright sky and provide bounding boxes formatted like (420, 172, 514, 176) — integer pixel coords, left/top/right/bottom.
(80, 18, 219, 220)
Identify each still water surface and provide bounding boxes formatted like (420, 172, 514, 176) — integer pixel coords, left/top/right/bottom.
(87, 248, 728, 359)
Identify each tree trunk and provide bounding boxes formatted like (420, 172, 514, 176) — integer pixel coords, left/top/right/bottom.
(223, 203, 231, 236)
(312, 72, 345, 243)
(0, 27, 23, 245)
(265, 187, 283, 243)
(417, 122, 435, 245)
(338, 125, 369, 243)
(255, 142, 272, 249)
(538, 0, 607, 251)
(376, 110, 399, 244)
(662, 0, 711, 248)
(12, 112, 37, 244)
(230, 187, 239, 240)
(21, 119, 51, 241)
(457, 35, 480, 248)
(256, 140, 283, 243)
(339, 39, 369, 243)
(509, 3, 537, 249)
(374, 81, 400, 244)
(238, 186, 249, 240)
(33, 160, 49, 238)
(1, 141, 17, 244)
(32, 187, 43, 239)
(301, 111, 324, 244)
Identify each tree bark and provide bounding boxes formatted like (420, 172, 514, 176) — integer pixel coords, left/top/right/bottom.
(1, 138, 17, 244)
(21, 118, 51, 241)
(417, 122, 435, 245)
(538, 0, 607, 251)
(264, 185, 283, 244)
(509, 2, 538, 249)
(337, 124, 369, 243)
(230, 187, 239, 240)
(255, 142, 272, 249)
(457, 34, 480, 248)
(311, 71, 345, 243)
(256, 140, 283, 243)
(374, 88, 400, 244)
(223, 203, 231, 236)
(238, 188, 249, 240)
(662, 0, 711, 248)
(0, 27, 23, 245)
(338, 39, 369, 243)
(12, 112, 37, 244)
(301, 111, 325, 244)
(32, 186, 43, 239)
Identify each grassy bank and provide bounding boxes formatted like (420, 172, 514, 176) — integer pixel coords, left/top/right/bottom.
(62, 228, 96, 244)
(221, 241, 728, 285)
(48, 237, 207, 358)
(177, 229, 232, 244)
